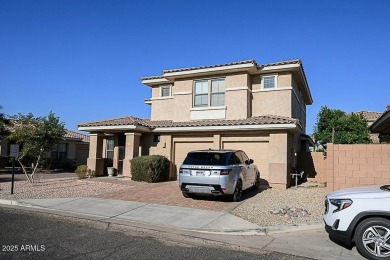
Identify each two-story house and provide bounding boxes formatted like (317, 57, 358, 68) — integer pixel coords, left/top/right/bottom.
(78, 59, 313, 189)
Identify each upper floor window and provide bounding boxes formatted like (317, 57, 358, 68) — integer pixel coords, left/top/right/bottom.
(161, 85, 171, 97)
(194, 78, 225, 107)
(262, 75, 277, 89)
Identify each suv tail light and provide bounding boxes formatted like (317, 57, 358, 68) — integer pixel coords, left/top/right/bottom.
(220, 170, 231, 175)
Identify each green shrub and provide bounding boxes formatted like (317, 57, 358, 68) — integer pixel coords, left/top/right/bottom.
(75, 165, 88, 179)
(130, 155, 170, 183)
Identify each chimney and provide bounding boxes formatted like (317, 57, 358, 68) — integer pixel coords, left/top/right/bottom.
(387, 105, 390, 111)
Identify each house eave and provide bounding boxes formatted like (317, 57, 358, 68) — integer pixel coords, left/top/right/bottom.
(78, 125, 152, 133)
(153, 123, 299, 133)
(141, 78, 172, 86)
(370, 111, 390, 133)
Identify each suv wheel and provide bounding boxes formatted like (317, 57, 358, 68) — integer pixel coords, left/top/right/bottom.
(182, 192, 193, 199)
(232, 180, 242, 202)
(355, 217, 390, 260)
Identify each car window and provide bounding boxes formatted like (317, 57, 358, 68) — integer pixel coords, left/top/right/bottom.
(229, 153, 242, 165)
(183, 152, 228, 165)
(238, 151, 249, 163)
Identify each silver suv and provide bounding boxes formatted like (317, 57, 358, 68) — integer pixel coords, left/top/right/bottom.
(178, 150, 260, 202)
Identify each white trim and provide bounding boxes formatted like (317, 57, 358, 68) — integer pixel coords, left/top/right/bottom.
(252, 86, 292, 93)
(141, 78, 171, 85)
(78, 125, 151, 132)
(153, 124, 298, 132)
(124, 132, 142, 136)
(150, 96, 174, 101)
(190, 106, 226, 111)
(173, 91, 192, 95)
(261, 63, 300, 71)
(225, 86, 251, 92)
(164, 63, 256, 78)
(261, 74, 278, 90)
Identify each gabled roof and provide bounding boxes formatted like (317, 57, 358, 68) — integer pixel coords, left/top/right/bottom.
(78, 115, 301, 132)
(65, 130, 90, 142)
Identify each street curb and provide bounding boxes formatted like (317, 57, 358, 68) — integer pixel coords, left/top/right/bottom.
(265, 221, 324, 234)
(0, 199, 20, 206)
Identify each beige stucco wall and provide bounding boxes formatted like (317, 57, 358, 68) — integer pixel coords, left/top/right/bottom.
(147, 71, 308, 126)
(291, 77, 306, 132)
(252, 90, 291, 117)
(140, 130, 295, 188)
(225, 89, 250, 119)
(268, 132, 291, 189)
(150, 73, 252, 121)
(251, 73, 304, 119)
(87, 133, 104, 176)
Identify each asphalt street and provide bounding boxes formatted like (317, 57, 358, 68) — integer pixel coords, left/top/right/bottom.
(0, 207, 311, 260)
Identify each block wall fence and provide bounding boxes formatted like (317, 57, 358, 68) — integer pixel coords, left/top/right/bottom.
(298, 144, 390, 192)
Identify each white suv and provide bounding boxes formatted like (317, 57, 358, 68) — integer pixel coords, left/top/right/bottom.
(324, 185, 390, 260)
(179, 150, 260, 202)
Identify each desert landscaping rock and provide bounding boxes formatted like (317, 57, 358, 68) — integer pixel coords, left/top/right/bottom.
(0, 177, 129, 200)
(232, 185, 327, 227)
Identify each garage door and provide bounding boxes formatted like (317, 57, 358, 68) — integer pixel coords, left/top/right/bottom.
(222, 141, 269, 183)
(174, 141, 213, 171)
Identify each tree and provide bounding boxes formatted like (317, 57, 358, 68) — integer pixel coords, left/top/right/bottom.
(8, 112, 66, 183)
(0, 105, 9, 138)
(313, 106, 370, 146)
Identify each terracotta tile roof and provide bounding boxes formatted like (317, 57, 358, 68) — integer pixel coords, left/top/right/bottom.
(141, 59, 303, 81)
(162, 59, 257, 74)
(78, 116, 150, 128)
(78, 115, 300, 129)
(355, 111, 383, 121)
(261, 59, 301, 67)
(65, 130, 90, 142)
(140, 75, 165, 81)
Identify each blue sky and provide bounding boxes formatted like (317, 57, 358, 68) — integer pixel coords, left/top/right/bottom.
(1, 0, 389, 134)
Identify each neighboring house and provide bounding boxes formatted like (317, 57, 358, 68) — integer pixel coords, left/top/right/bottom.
(356, 110, 383, 143)
(78, 59, 313, 189)
(0, 129, 90, 166)
(370, 105, 390, 143)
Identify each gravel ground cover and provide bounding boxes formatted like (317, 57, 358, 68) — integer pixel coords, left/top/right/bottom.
(0, 177, 129, 200)
(232, 184, 327, 227)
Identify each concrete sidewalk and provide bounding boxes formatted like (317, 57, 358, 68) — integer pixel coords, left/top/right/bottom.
(0, 196, 323, 235)
(0, 197, 364, 260)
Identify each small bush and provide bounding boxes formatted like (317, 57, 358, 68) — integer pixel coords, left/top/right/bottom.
(130, 155, 170, 183)
(75, 165, 88, 179)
